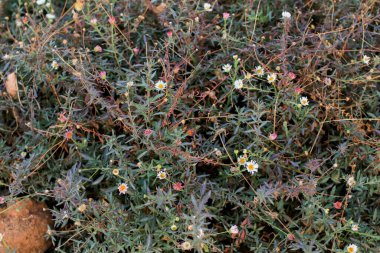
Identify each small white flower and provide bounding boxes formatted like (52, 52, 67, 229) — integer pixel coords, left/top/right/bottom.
(346, 244, 358, 253)
(300, 97, 309, 106)
(203, 3, 213, 12)
(36, 0, 46, 5)
(282, 11, 291, 19)
(118, 183, 128, 194)
(157, 170, 167, 180)
(90, 18, 98, 25)
(237, 156, 247, 166)
(255, 66, 265, 77)
(234, 79, 243, 89)
(222, 64, 232, 73)
(155, 80, 167, 91)
(46, 13, 56, 20)
(267, 73, 277, 83)
(229, 225, 239, 234)
(245, 160, 259, 174)
(362, 55, 370, 65)
(127, 81, 134, 87)
(51, 60, 59, 70)
(2, 54, 10, 60)
(351, 224, 359, 231)
(181, 241, 193, 250)
(347, 176, 356, 187)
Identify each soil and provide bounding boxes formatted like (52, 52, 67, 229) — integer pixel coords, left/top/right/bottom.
(0, 198, 53, 253)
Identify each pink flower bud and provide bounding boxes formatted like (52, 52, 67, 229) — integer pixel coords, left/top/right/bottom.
(334, 201, 342, 209)
(287, 234, 295, 241)
(295, 87, 302, 94)
(99, 71, 107, 80)
(58, 112, 68, 123)
(166, 30, 173, 37)
(108, 16, 116, 25)
(173, 182, 184, 191)
(144, 129, 153, 136)
(269, 132, 278, 141)
(94, 45, 102, 53)
(223, 12, 230, 20)
(288, 72, 296, 80)
(90, 18, 97, 25)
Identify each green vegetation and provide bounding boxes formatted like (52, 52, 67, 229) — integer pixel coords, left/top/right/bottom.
(0, 0, 379, 252)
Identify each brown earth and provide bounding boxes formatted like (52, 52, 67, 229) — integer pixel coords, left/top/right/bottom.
(0, 198, 53, 253)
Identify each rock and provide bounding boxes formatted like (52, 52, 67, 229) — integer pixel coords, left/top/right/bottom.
(0, 198, 53, 253)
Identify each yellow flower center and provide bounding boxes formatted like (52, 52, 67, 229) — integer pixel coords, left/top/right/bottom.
(158, 83, 164, 89)
(248, 164, 254, 170)
(257, 69, 263, 75)
(119, 185, 126, 191)
(239, 158, 245, 164)
(347, 247, 354, 253)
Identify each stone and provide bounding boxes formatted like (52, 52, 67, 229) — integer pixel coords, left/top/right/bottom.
(0, 198, 53, 253)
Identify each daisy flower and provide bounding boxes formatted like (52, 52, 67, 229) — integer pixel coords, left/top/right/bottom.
(222, 64, 232, 73)
(203, 3, 213, 12)
(237, 156, 247, 165)
(300, 97, 309, 106)
(112, 169, 119, 176)
(282, 11, 291, 19)
(155, 80, 167, 91)
(229, 225, 239, 234)
(157, 170, 167, 180)
(346, 244, 358, 253)
(181, 241, 192, 250)
(351, 224, 359, 231)
(255, 66, 265, 77)
(245, 160, 259, 174)
(118, 183, 128, 194)
(234, 79, 243, 89)
(362, 55, 370, 65)
(267, 73, 277, 83)
(51, 60, 59, 70)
